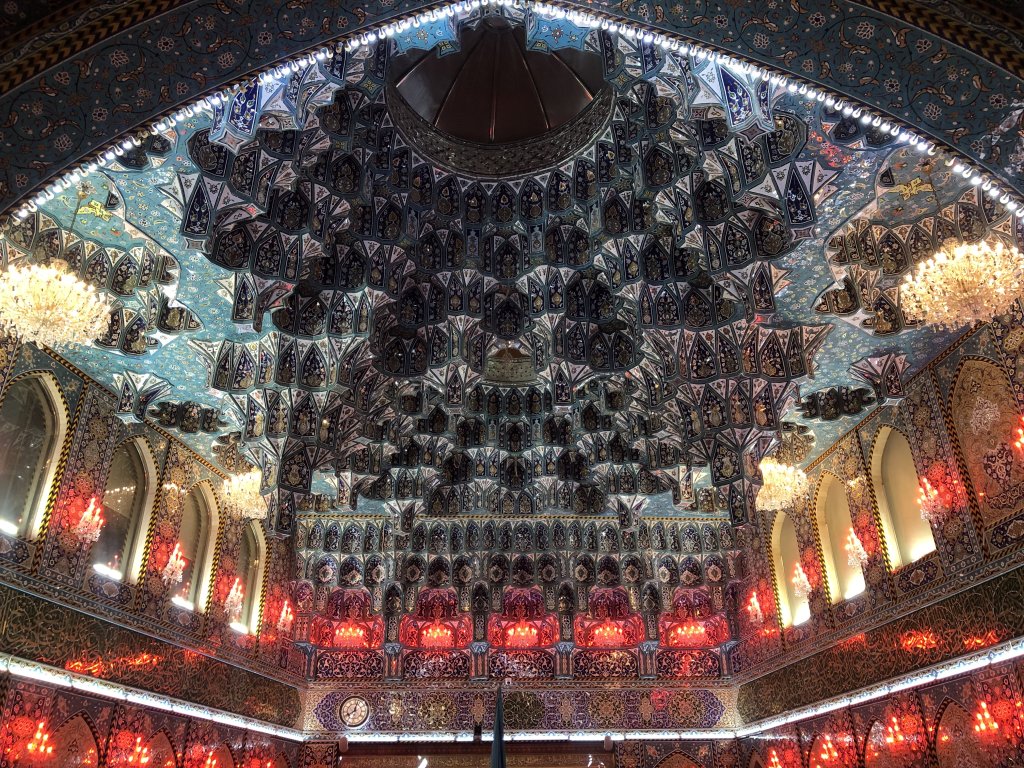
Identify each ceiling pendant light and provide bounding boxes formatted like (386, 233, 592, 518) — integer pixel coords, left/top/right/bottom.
(756, 457, 809, 512)
(221, 468, 267, 520)
(901, 238, 1024, 330)
(0, 259, 110, 349)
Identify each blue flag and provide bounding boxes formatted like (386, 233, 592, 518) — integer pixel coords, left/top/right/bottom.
(490, 687, 506, 768)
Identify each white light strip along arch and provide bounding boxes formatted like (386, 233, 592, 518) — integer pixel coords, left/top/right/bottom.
(7, 1, 1021, 225)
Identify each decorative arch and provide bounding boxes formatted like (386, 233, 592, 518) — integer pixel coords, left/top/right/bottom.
(93, 436, 158, 583)
(176, 480, 220, 612)
(652, 752, 701, 768)
(0, 371, 69, 540)
(234, 519, 268, 633)
(870, 426, 935, 568)
(770, 510, 808, 627)
(145, 730, 178, 768)
(50, 713, 99, 767)
(3, 0, 1024, 222)
(949, 358, 1024, 527)
(814, 472, 864, 603)
(863, 718, 913, 767)
(935, 700, 987, 768)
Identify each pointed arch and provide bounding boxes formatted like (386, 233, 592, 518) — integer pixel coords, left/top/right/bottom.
(949, 357, 1024, 527)
(234, 519, 268, 633)
(935, 700, 987, 767)
(770, 510, 808, 626)
(50, 713, 99, 767)
(145, 730, 178, 768)
(0, 372, 69, 540)
(870, 426, 935, 567)
(93, 436, 158, 583)
(814, 472, 865, 602)
(175, 481, 220, 612)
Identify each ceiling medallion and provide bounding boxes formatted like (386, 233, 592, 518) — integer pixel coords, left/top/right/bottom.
(901, 238, 1024, 330)
(755, 458, 809, 512)
(0, 259, 110, 349)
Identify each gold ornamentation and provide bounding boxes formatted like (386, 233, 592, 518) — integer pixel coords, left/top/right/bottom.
(901, 238, 1024, 329)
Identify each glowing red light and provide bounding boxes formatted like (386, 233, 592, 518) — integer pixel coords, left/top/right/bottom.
(974, 701, 1000, 736)
(25, 721, 53, 760)
(668, 620, 706, 646)
(420, 622, 454, 648)
(592, 622, 625, 647)
(333, 624, 368, 649)
(899, 630, 938, 652)
(505, 622, 539, 648)
(884, 716, 905, 747)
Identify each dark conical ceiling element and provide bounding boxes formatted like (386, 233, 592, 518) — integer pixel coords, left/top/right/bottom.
(392, 17, 607, 145)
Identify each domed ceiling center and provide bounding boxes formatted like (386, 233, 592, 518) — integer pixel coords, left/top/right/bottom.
(390, 17, 607, 145)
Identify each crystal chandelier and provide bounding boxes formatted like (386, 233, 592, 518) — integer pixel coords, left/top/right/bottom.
(0, 260, 110, 349)
(756, 458, 809, 512)
(221, 468, 266, 519)
(901, 238, 1024, 330)
(845, 527, 868, 568)
(917, 477, 944, 523)
(162, 542, 187, 586)
(224, 577, 244, 620)
(73, 496, 105, 546)
(792, 562, 812, 600)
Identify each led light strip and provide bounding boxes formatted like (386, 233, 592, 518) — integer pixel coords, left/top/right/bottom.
(0, 653, 305, 741)
(4, 636, 1022, 743)
(733, 634, 1024, 737)
(5, 0, 1021, 224)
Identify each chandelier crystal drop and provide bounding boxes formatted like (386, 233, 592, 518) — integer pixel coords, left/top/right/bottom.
(221, 468, 266, 519)
(0, 260, 111, 349)
(901, 238, 1024, 330)
(756, 458, 810, 512)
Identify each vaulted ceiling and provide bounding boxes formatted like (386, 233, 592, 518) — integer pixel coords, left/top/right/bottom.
(1, 0, 1022, 690)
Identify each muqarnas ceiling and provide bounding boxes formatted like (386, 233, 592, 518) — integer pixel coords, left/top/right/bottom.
(174, 13, 840, 532)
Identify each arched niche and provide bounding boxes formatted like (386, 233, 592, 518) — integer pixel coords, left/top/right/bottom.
(863, 718, 913, 767)
(815, 473, 864, 603)
(50, 713, 99, 767)
(935, 701, 988, 767)
(653, 753, 701, 768)
(233, 519, 268, 633)
(949, 358, 1024, 527)
(770, 510, 808, 627)
(176, 481, 220, 612)
(0, 372, 68, 540)
(92, 436, 158, 583)
(870, 426, 935, 568)
(145, 731, 178, 768)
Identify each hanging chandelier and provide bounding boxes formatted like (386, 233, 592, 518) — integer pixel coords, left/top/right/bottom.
(901, 238, 1024, 330)
(221, 468, 266, 519)
(756, 457, 809, 512)
(0, 260, 110, 349)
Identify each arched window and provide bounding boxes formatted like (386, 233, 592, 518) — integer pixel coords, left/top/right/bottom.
(949, 359, 1024, 527)
(232, 521, 266, 634)
(871, 427, 935, 567)
(92, 438, 155, 582)
(0, 375, 66, 539)
(815, 474, 865, 603)
(771, 511, 809, 627)
(175, 484, 218, 612)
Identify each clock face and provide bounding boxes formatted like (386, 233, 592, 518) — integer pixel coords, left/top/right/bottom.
(340, 696, 370, 728)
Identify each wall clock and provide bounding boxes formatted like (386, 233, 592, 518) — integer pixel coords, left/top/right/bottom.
(340, 696, 370, 728)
